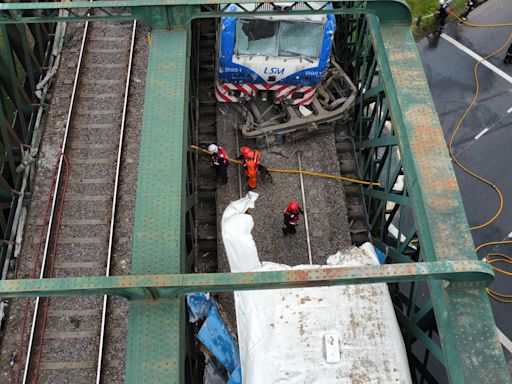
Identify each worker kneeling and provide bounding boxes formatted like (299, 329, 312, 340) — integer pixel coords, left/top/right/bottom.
(238, 146, 272, 190)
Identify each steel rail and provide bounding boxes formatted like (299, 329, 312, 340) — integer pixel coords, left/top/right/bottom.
(234, 115, 243, 199)
(95, 20, 137, 384)
(297, 152, 312, 265)
(21, 12, 92, 384)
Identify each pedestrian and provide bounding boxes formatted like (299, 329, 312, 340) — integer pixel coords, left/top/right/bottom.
(207, 143, 229, 185)
(238, 146, 273, 189)
(435, 0, 451, 34)
(282, 201, 304, 236)
(460, 0, 474, 22)
(504, 43, 512, 65)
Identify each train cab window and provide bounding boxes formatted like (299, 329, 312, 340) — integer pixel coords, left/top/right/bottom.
(279, 21, 323, 59)
(235, 18, 323, 59)
(236, 19, 278, 56)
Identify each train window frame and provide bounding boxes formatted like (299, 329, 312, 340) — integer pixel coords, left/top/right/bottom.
(278, 20, 324, 59)
(235, 17, 324, 60)
(235, 18, 279, 57)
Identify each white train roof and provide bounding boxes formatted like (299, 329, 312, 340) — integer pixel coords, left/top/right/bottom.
(223, 2, 330, 22)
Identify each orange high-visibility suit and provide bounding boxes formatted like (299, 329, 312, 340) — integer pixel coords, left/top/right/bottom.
(245, 159, 258, 189)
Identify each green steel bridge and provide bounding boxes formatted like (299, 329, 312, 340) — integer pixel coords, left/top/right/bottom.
(0, 0, 509, 382)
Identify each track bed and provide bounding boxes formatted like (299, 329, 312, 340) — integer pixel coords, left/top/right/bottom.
(214, 104, 352, 327)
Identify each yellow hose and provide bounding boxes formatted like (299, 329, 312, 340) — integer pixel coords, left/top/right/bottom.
(448, 33, 512, 231)
(450, 12, 512, 27)
(190, 144, 380, 186)
(484, 254, 512, 302)
(446, 25, 512, 302)
(194, 15, 512, 300)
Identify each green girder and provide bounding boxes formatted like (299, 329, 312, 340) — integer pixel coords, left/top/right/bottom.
(0, 1, 508, 383)
(0, 0, 411, 27)
(0, 260, 495, 300)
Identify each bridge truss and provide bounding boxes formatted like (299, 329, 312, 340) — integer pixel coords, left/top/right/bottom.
(0, 1, 509, 383)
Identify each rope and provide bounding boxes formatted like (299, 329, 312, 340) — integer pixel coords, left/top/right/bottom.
(190, 145, 380, 186)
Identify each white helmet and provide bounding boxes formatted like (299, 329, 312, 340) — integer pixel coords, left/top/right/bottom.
(208, 144, 218, 153)
(439, 0, 445, 4)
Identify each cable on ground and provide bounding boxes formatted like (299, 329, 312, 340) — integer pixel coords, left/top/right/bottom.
(446, 15, 512, 301)
(190, 144, 380, 186)
(449, 12, 512, 28)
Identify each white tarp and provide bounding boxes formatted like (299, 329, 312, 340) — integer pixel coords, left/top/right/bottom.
(221, 194, 412, 384)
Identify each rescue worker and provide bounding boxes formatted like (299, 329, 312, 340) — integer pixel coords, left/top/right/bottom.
(460, 0, 474, 22)
(435, 0, 451, 34)
(504, 43, 512, 65)
(282, 201, 304, 236)
(244, 158, 258, 190)
(207, 143, 229, 185)
(238, 146, 272, 189)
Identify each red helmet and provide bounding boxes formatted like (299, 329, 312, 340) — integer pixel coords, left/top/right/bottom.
(288, 201, 299, 212)
(240, 146, 255, 158)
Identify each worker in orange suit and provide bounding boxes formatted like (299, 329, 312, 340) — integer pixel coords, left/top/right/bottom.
(238, 146, 272, 188)
(244, 158, 258, 190)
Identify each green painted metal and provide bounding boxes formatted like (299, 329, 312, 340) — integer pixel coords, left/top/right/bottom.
(362, 15, 511, 383)
(0, 0, 411, 27)
(0, 17, 55, 282)
(365, 187, 409, 206)
(126, 29, 188, 384)
(0, 260, 494, 299)
(0, 1, 507, 383)
(395, 307, 445, 364)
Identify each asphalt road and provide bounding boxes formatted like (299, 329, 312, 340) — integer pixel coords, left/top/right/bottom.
(417, 0, 512, 369)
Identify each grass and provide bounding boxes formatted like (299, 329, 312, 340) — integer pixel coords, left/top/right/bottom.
(405, 0, 469, 39)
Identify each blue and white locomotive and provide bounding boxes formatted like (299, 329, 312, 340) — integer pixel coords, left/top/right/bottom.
(216, 3, 336, 106)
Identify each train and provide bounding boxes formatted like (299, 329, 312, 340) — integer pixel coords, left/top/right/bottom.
(215, 3, 336, 106)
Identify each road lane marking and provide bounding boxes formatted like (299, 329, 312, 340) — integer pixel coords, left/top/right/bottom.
(454, 107, 512, 157)
(441, 34, 512, 84)
(497, 328, 512, 354)
(438, 33, 512, 356)
(474, 127, 489, 140)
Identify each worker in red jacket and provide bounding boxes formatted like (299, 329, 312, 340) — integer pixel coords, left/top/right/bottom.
(207, 143, 229, 185)
(282, 201, 304, 236)
(238, 146, 272, 189)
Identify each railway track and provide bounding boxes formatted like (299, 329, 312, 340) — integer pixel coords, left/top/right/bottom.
(194, 18, 219, 274)
(15, 19, 137, 384)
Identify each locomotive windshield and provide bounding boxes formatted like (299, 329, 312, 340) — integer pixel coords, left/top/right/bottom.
(236, 18, 323, 59)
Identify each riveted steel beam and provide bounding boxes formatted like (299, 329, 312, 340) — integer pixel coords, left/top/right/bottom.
(366, 14, 511, 383)
(0, 260, 494, 300)
(0, 1, 411, 27)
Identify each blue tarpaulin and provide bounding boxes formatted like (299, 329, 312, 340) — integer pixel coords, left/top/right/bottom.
(187, 292, 241, 384)
(374, 247, 386, 264)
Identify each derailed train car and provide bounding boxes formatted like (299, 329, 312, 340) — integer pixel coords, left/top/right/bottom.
(216, 3, 357, 145)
